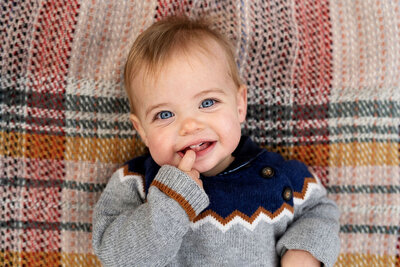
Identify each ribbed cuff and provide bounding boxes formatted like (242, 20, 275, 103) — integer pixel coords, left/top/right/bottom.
(151, 165, 209, 221)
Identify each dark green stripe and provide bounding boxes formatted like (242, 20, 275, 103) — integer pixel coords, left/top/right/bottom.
(0, 114, 133, 131)
(327, 185, 400, 194)
(0, 89, 130, 114)
(66, 132, 134, 139)
(247, 100, 400, 119)
(0, 177, 106, 193)
(66, 118, 132, 131)
(340, 224, 399, 235)
(1, 113, 395, 138)
(0, 220, 92, 232)
(66, 94, 130, 113)
(329, 100, 400, 118)
(329, 125, 398, 135)
(2, 88, 399, 117)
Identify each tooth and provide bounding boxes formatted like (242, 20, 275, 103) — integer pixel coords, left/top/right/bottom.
(190, 142, 204, 149)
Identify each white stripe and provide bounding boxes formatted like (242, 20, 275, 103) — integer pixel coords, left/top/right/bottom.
(65, 111, 131, 122)
(293, 181, 322, 206)
(0, 104, 131, 123)
(0, 121, 136, 136)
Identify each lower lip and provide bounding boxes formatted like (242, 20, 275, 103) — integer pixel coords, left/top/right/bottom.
(195, 141, 216, 157)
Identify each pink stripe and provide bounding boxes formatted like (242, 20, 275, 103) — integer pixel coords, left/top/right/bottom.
(292, 0, 333, 100)
(291, 0, 333, 184)
(22, 0, 80, 254)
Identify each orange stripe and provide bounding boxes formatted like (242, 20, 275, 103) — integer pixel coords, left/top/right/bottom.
(26, 134, 66, 160)
(1, 131, 25, 157)
(152, 180, 196, 221)
(193, 203, 294, 225)
(1, 132, 147, 163)
(123, 165, 146, 196)
(265, 144, 329, 166)
(0, 132, 66, 160)
(194, 176, 316, 225)
(0, 251, 61, 266)
(293, 177, 317, 199)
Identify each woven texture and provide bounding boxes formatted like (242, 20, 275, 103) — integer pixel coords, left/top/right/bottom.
(1, 0, 399, 266)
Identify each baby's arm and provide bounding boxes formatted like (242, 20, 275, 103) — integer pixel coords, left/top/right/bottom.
(276, 163, 340, 267)
(92, 152, 209, 266)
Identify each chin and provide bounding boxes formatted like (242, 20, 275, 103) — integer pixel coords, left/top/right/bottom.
(192, 163, 212, 174)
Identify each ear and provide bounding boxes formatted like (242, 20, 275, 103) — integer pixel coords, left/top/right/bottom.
(236, 84, 247, 123)
(129, 114, 148, 146)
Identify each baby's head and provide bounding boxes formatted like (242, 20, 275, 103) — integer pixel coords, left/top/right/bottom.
(124, 16, 247, 176)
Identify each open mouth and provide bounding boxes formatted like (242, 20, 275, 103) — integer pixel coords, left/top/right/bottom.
(178, 141, 215, 157)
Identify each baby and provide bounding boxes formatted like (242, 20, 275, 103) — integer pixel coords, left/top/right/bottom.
(93, 16, 340, 266)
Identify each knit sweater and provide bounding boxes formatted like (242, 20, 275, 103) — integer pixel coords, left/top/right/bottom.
(92, 136, 340, 266)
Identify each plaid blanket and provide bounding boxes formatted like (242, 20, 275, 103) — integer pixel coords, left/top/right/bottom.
(1, 0, 399, 266)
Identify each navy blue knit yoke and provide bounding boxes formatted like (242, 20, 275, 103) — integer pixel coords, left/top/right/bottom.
(125, 136, 313, 220)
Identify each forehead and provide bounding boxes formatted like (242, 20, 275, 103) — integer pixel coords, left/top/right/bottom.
(132, 38, 232, 94)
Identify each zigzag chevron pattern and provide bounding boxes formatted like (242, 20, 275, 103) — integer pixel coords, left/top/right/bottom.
(191, 177, 319, 232)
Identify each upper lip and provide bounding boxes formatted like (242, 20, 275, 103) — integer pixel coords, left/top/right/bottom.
(178, 139, 214, 152)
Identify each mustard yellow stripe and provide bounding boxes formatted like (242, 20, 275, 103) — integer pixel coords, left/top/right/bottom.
(0, 251, 102, 266)
(65, 136, 146, 164)
(329, 142, 399, 167)
(265, 142, 399, 167)
(335, 253, 397, 267)
(2, 251, 396, 266)
(61, 252, 102, 266)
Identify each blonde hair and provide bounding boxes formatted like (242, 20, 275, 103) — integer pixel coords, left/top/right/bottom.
(124, 16, 241, 114)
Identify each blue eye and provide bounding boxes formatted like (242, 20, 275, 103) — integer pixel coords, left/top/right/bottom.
(156, 111, 174, 120)
(200, 99, 216, 108)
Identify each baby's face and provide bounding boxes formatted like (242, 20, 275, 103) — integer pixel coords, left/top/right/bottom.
(130, 41, 247, 176)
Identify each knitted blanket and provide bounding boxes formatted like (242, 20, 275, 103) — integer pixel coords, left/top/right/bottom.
(1, 1, 399, 266)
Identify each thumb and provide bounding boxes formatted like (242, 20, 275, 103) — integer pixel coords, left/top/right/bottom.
(178, 150, 196, 172)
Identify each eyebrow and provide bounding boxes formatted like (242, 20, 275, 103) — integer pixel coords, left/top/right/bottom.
(194, 88, 227, 98)
(145, 103, 169, 118)
(144, 88, 227, 118)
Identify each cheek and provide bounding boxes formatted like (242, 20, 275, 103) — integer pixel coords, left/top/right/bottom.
(213, 112, 242, 144)
(146, 131, 176, 166)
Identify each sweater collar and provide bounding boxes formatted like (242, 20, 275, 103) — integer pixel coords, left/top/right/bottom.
(217, 136, 263, 176)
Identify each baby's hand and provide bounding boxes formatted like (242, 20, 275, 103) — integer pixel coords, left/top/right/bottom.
(178, 150, 203, 188)
(281, 249, 320, 267)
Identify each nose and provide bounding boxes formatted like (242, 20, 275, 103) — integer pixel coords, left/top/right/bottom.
(179, 117, 204, 136)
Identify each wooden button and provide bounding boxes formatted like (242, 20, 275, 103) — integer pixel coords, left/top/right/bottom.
(260, 167, 274, 178)
(282, 187, 293, 201)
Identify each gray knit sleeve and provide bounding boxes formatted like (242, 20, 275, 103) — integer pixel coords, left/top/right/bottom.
(276, 177, 341, 267)
(92, 165, 209, 267)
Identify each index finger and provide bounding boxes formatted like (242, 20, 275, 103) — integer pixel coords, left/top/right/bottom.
(178, 150, 196, 172)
